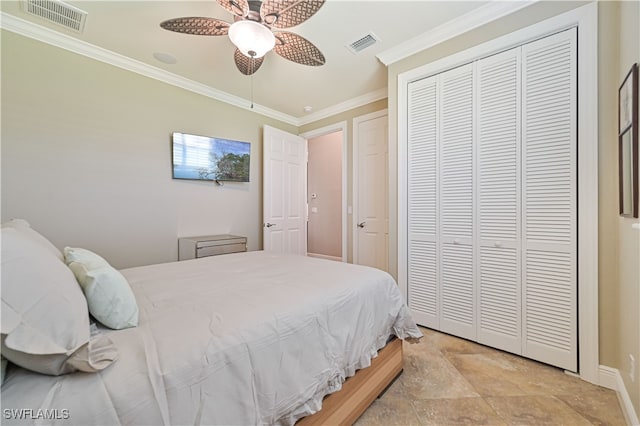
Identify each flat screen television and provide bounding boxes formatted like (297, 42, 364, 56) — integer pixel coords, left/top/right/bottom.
(172, 132, 250, 182)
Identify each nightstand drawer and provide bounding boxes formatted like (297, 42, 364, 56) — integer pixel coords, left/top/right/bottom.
(178, 234, 247, 260)
(196, 237, 246, 248)
(197, 243, 247, 257)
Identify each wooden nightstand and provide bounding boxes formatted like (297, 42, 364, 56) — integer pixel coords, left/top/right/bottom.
(178, 234, 247, 260)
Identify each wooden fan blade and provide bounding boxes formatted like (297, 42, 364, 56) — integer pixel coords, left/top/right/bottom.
(217, 0, 249, 17)
(234, 49, 265, 75)
(160, 17, 230, 36)
(274, 32, 325, 66)
(260, 0, 325, 29)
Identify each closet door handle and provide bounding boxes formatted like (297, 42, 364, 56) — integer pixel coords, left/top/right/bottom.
(453, 238, 461, 245)
(357, 221, 366, 228)
(494, 241, 503, 248)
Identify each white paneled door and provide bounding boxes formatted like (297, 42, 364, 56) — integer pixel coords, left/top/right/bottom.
(354, 110, 388, 271)
(263, 125, 307, 255)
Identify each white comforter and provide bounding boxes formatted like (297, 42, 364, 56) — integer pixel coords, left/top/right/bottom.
(2, 251, 421, 425)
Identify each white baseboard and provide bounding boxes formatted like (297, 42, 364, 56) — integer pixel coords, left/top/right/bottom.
(307, 252, 342, 262)
(598, 365, 619, 389)
(599, 365, 639, 425)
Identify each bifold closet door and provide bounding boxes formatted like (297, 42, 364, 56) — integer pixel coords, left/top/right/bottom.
(521, 28, 577, 372)
(438, 63, 475, 340)
(405, 28, 577, 371)
(406, 63, 476, 340)
(475, 47, 522, 354)
(407, 75, 439, 329)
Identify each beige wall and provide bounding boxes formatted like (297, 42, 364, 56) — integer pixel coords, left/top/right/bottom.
(0, 28, 386, 269)
(597, 0, 622, 381)
(593, 0, 640, 415)
(386, 0, 639, 415)
(613, 0, 640, 414)
(0, 26, 387, 269)
(1, 31, 296, 269)
(307, 132, 342, 258)
(300, 99, 387, 263)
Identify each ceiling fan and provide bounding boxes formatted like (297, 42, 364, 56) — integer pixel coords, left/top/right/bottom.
(160, 0, 326, 76)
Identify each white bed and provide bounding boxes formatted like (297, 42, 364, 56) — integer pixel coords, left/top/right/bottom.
(1, 250, 421, 425)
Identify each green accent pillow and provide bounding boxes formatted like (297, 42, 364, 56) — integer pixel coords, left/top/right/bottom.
(64, 247, 139, 330)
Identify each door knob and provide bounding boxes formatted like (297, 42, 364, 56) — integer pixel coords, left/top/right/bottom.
(357, 222, 366, 228)
(264, 223, 275, 228)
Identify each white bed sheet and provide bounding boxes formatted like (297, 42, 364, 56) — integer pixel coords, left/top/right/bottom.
(1, 251, 421, 425)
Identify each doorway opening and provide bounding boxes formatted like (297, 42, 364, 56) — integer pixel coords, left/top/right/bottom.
(303, 123, 347, 262)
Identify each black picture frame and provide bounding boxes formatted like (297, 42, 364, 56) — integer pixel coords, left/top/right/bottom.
(618, 63, 638, 218)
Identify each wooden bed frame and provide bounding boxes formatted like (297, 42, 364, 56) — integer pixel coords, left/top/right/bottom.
(297, 338, 403, 425)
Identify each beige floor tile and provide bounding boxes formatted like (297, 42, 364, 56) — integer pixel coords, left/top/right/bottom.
(401, 348, 479, 400)
(381, 376, 409, 398)
(405, 332, 441, 358)
(446, 352, 536, 397)
(447, 350, 599, 397)
(412, 397, 507, 425)
(355, 329, 626, 426)
(354, 391, 422, 426)
(486, 351, 603, 396)
(485, 395, 592, 425)
(555, 388, 628, 426)
(419, 327, 496, 356)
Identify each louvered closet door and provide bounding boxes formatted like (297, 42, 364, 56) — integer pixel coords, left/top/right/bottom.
(407, 75, 439, 328)
(522, 28, 577, 371)
(438, 63, 475, 340)
(475, 48, 522, 354)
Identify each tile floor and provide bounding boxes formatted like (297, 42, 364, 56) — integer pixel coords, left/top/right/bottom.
(356, 327, 628, 425)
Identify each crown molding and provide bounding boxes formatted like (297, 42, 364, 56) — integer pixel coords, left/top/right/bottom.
(376, 0, 537, 66)
(1, 12, 389, 128)
(298, 87, 387, 126)
(0, 12, 299, 126)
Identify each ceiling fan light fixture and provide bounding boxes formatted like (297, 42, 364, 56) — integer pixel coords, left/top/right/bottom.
(228, 20, 275, 58)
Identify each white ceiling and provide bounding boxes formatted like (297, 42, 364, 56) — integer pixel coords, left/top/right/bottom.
(1, 0, 492, 122)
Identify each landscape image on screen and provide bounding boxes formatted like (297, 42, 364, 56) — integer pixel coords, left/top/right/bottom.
(172, 132, 250, 182)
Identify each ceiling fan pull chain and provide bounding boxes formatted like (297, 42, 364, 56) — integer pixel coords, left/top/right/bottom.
(249, 51, 255, 109)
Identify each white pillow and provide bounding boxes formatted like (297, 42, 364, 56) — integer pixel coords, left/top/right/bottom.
(0, 228, 117, 375)
(1, 219, 63, 261)
(64, 247, 139, 330)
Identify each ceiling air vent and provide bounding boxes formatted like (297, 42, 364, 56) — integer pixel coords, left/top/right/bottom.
(346, 32, 380, 54)
(22, 0, 88, 33)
